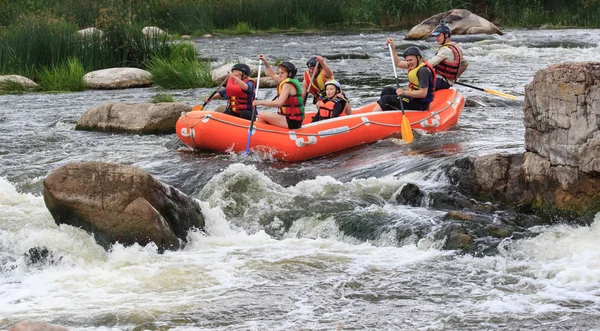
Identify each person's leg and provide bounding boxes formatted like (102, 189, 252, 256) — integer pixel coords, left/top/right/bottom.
(402, 98, 427, 111)
(435, 77, 451, 90)
(256, 112, 289, 128)
(380, 86, 397, 96)
(379, 95, 402, 111)
(286, 118, 303, 129)
(240, 110, 253, 120)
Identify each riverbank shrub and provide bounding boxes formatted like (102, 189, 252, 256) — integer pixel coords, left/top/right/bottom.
(151, 93, 175, 103)
(0, 14, 177, 85)
(38, 58, 86, 92)
(146, 43, 213, 89)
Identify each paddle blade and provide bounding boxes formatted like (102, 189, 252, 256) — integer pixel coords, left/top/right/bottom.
(192, 104, 203, 111)
(484, 89, 518, 100)
(401, 114, 414, 143)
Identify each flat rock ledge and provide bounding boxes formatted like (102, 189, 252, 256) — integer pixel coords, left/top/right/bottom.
(76, 102, 191, 134)
(445, 62, 600, 219)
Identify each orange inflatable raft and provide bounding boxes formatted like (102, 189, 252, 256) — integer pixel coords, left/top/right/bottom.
(176, 89, 465, 161)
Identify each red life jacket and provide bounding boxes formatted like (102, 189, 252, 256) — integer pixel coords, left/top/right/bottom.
(277, 78, 305, 121)
(435, 43, 463, 81)
(225, 77, 254, 114)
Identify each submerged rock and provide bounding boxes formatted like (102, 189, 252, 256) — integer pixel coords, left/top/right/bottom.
(76, 102, 191, 134)
(9, 321, 68, 331)
(405, 9, 502, 40)
(43, 162, 205, 252)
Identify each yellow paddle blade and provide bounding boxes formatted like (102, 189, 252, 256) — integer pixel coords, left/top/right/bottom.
(484, 89, 518, 100)
(401, 114, 414, 143)
(192, 104, 204, 111)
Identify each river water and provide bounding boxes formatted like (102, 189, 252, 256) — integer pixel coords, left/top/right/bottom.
(1, 29, 600, 330)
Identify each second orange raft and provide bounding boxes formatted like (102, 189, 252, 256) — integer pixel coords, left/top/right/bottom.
(176, 89, 465, 161)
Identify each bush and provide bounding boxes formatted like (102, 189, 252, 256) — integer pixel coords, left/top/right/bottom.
(146, 42, 213, 89)
(38, 58, 86, 92)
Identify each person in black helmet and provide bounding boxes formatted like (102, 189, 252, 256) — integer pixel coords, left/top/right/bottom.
(429, 23, 468, 90)
(207, 63, 256, 120)
(302, 55, 334, 104)
(254, 54, 305, 129)
(372, 45, 435, 112)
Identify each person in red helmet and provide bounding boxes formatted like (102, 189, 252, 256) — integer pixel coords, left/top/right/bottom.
(372, 46, 435, 112)
(302, 55, 334, 104)
(253, 55, 305, 129)
(206, 63, 256, 120)
(429, 22, 469, 90)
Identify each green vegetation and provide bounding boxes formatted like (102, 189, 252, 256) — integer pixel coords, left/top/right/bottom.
(0, 0, 596, 92)
(146, 43, 213, 89)
(151, 93, 175, 103)
(38, 58, 86, 92)
(234, 22, 252, 35)
(0, 79, 25, 94)
(0, 0, 597, 35)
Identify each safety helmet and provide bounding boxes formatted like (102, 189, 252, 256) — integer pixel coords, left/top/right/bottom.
(402, 47, 422, 59)
(279, 61, 297, 78)
(324, 80, 341, 92)
(431, 24, 451, 37)
(231, 63, 250, 77)
(306, 56, 318, 68)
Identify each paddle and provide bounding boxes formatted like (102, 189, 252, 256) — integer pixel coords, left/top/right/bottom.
(388, 44, 414, 143)
(454, 81, 518, 100)
(244, 61, 262, 154)
(192, 77, 228, 111)
(303, 62, 319, 106)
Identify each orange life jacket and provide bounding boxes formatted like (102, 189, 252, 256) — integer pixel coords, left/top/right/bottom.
(317, 98, 344, 120)
(435, 43, 463, 81)
(225, 77, 254, 113)
(277, 78, 305, 121)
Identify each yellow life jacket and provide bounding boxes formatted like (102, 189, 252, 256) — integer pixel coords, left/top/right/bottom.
(304, 70, 332, 99)
(407, 60, 436, 103)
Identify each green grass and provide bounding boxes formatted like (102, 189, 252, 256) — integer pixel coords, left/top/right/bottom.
(146, 42, 214, 89)
(151, 93, 174, 103)
(0, 79, 25, 93)
(38, 58, 86, 92)
(234, 22, 252, 35)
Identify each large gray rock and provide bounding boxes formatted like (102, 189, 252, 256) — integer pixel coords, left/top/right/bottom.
(83, 68, 152, 89)
(524, 62, 600, 173)
(446, 63, 600, 217)
(0, 75, 38, 89)
(43, 162, 205, 252)
(76, 102, 191, 134)
(405, 9, 502, 40)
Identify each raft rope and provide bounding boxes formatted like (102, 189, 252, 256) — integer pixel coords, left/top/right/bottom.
(181, 98, 456, 139)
